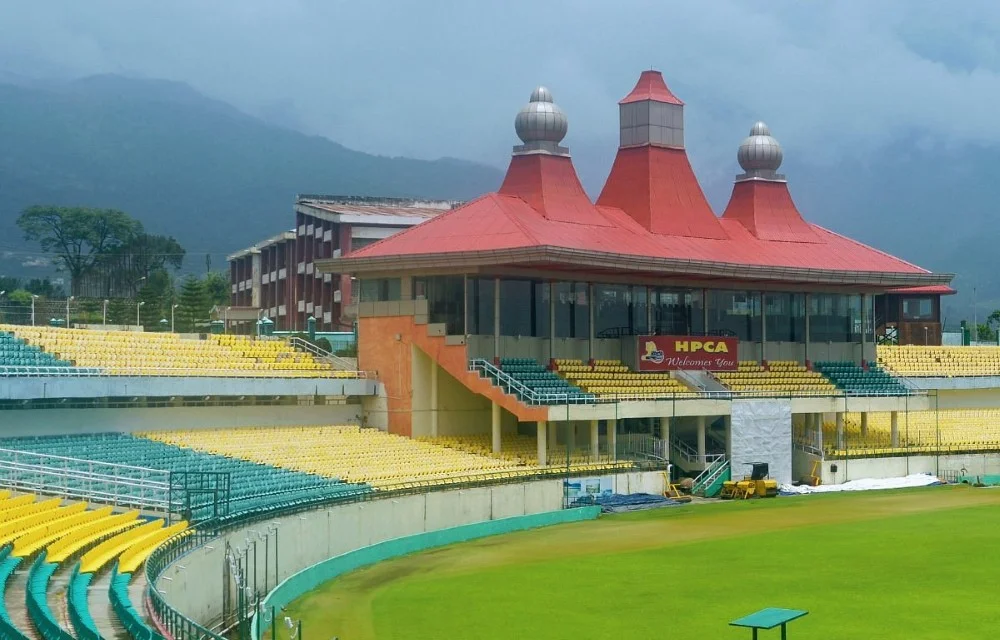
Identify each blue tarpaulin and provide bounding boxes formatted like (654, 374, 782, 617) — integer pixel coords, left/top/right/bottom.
(571, 492, 683, 513)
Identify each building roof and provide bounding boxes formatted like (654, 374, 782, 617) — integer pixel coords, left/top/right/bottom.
(620, 70, 684, 105)
(887, 285, 957, 296)
(296, 195, 460, 225)
(319, 72, 952, 290)
(227, 230, 295, 261)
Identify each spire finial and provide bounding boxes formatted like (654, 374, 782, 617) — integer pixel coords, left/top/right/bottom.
(737, 121, 785, 181)
(513, 86, 569, 156)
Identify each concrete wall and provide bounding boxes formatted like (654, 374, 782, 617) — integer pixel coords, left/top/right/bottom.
(820, 453, 1000, 485)
(437, 365, 491, 436)
(156, 470, 668, 631)
(157, 480, 564, 629)
(0, 376, 377, 401)
(0, 404, 361, 437)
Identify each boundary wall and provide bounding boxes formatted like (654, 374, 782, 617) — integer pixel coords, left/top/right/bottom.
(154, 471, 664, 634)
(792, 448, 1000, 485)
(251, 507, 601, 639)
(155, 479, 564, 630)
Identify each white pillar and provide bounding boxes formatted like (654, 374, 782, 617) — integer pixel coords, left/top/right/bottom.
(836, 412, 845, 450)
(658, 416, 671, 445)
(890, 411, 899, 448)
(537, 421, 547, 466)
(696, 415, 706, 462)
(491, 401, 501, 454)
(724, 415, 732, 459)
(567, 421, 576, 454)
(590, 420, 599, 458)
(760, 291, 767, 364)
(548, 421, 558, 451)
(608, 419, 617, 460)
(815, 414, 824, 452)
(860, 412, 868, 438)
(804, 293, 811, 364)
(430, 359, 439, 438)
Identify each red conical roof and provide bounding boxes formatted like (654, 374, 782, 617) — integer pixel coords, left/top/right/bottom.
(499, 153, 612, 226)
(721, 180, 819, 243)
(598, 140, 727, 239)
(620, 70, 684, 105)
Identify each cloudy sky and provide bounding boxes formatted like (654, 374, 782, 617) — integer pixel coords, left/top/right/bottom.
(1, 1, 997, 181)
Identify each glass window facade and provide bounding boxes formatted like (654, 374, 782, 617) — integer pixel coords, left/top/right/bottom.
(416, 276, 464, 335)
(764, 293, 806, 342)
(554, 282, 589, 338)
(359, 278, 401, 302)
(810, 294, 862, 343)
(707, 290, 761, 341)
(651, 288, 704, 335)
(902, 297, 934, 321)
(593, 285, 647, 337)
(466, 278, 495, 335)
(499, 279, 549, 337)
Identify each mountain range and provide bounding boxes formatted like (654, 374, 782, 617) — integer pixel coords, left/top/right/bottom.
(0, 74, 990, 323)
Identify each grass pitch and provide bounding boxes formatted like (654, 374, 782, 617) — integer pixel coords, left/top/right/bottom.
(281, 486, 1000, 639)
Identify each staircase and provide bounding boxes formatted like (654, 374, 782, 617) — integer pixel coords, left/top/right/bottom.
(669, 437, 724, 475)
(405, 318, 548, 423)
(692, 457, 730, 497)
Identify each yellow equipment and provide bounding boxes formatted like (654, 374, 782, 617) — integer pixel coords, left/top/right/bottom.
(720, 462, 778, 500)
(661, 472, 693, 503)
(803, 459, 822, 487)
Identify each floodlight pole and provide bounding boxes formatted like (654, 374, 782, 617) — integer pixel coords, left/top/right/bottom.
(137, 301, 146, 328)
(31, 295, 38, 326)
(103, 299, 109, 326)
(66, 296, 74, 327)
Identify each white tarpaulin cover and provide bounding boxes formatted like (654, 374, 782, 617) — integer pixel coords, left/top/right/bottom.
(780, 473, 942, 495)
(730, 399, 792, 485)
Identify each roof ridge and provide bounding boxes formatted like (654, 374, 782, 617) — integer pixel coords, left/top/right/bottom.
(493, 193, 546, 246)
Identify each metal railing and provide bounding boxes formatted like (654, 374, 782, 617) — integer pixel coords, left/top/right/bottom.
(285, 336, 360, 372)
(692, 457, 730, 496)
(670, 437, 724, 466)
(616, 433, 668, 461)
(0, 448, 173, 512)
(469, 359, 921, 405)
(0, 365, 368, 379)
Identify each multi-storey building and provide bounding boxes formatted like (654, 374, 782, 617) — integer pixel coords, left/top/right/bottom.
(228, 195, 460, 332)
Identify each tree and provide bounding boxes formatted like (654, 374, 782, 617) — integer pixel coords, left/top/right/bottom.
(976, 323, 996, 342)
(176, 275, 210, 333)
(17, 206, 141, 296)
(203, 271, 230, 308)
(94, 233, 186, 296)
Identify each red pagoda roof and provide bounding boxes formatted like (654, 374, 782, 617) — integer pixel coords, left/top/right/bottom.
(320, 71, 951, 289)
(620, 70, 684, 105)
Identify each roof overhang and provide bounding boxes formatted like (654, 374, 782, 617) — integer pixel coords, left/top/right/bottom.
(317, 246, 954, 289)
(295, 203, 445, 228)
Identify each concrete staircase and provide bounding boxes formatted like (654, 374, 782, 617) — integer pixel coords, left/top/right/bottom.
(408, 318, 549, 423)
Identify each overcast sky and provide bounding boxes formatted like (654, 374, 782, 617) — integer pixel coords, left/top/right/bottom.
(2, 1, 998, 181)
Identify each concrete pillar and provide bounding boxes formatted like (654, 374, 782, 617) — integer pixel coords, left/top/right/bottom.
(860, 412, 869, 438)
(696, 415, 707, 462)
(658, 416, 671, 445)
(430, 359, 439, 438)
(536, 421, 547, 466)
(860, 293, 868, 361)
(724, 415, 732, 459)
(491, 401, 501, 454)
(815, 414, 824, 452)
(608, 419, 617, 460)
(567, 421, 576, 454)
(590, 420, 599, 458)
(549, 283, 556, 361)
(836, 412, 845, 450)
(890, 411, 899, 448)
(547, 421, 558, 451)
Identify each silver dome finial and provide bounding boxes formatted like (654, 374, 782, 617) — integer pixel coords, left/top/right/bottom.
(737, 121, 785, 181)
(513, 86, 569, 156)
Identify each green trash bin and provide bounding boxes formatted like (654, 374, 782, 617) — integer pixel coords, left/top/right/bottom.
(210, 320, 225, 335)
